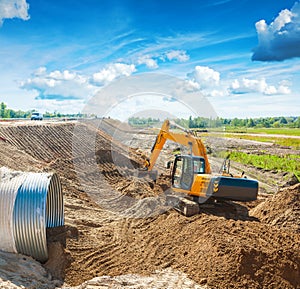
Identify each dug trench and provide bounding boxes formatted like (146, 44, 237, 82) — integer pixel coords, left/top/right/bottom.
(0, 121, 299, 289)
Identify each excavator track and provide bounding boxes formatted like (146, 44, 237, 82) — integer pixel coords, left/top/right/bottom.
(166, 195, 200, 217)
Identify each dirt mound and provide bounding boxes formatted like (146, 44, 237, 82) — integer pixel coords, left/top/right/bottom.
(0, 141, 43, 171)
(250, 183, 300, 233)
(65, 209, 300, 289)
(0, 123, 75, 162)
(0, 122, 129, 164)
(0, 250, 61, 289)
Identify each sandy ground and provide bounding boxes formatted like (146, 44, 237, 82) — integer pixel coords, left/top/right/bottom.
(0, 119, 299, 289)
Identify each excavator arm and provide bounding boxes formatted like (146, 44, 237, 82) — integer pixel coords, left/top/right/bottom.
(145, 120, 211, 173)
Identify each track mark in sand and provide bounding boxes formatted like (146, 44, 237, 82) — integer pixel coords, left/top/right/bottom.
(66, 236, 128, 283)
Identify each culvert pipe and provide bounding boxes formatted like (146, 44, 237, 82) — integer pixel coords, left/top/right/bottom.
(0, 167, 64, 262)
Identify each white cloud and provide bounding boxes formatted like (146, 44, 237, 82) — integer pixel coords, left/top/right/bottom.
(0, 0, 30, 25)
(49, 70, 77, 81)
(20, 63, 137, 102)
(20, 67, 97, 100)
(252, 1, 300, 61)
(92, 63, 136, 85)
(135, 50, 189, 69)
(188, 65, 220, 88)
(185, 65, 291, 98)
(229, 78, 291, 95)
(277, 86, 290, 94)
(165, 50, 189, 62)
(208, 89, 228, 97)
(184, 65, 228, 97)
(183, 80, 200, 92)
(137, 55, 158, 69)
(34, 66, 47, 76)
(34, 99, 86, 114)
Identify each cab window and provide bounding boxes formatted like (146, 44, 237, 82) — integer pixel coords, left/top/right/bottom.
(172, 156, 193, 190)
(193, 158, 205, 174)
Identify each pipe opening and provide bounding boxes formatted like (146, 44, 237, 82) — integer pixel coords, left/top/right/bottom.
(0, 168, 64, 262)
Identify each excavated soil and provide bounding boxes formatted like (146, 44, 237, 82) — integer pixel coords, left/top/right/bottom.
(250, 183, 300, 233)
(0, 120, 299, 289)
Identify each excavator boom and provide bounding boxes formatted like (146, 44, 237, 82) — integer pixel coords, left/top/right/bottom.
(147, 120, 211, 173)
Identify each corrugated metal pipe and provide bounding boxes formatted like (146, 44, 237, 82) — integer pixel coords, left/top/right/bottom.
(0, 167, 64, 262)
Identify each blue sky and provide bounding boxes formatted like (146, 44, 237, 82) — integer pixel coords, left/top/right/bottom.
(0, 0, 300, 119)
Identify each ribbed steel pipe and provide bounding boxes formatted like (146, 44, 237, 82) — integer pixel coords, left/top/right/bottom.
(0, 168, 64, 262)
(0, 168, 26, 253)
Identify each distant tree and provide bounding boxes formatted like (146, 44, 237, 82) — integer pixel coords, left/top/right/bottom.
(295, 117, 300, 128)
(0, 102, 6, 118)
(231, 118, 240, 127)
(279, 117, 288, 125)
(247, 118, 255, 127)
(262, 119, 271, 128)
(188, 116, 193, 128)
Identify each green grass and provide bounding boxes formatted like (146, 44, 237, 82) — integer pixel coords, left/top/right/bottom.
(229, 152, 300, 181)
(220, 134, 300, 149)
(248, 127, 300, 136)
(209, 127, 300, 136)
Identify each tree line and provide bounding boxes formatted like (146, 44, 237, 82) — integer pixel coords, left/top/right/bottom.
(0, 102, 86, 119)
(1, 101, 299, 128)
(128, 115, 300, 128)
(128, 117, 160, 126)
(175, 116, 300, 128)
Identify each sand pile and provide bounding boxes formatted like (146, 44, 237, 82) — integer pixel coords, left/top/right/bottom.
(64, 206, 300, 289)
(250, 183, 300, 233)
(0, 141, 42, 172)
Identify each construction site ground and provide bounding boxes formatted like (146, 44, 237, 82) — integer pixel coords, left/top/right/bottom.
(0, 119, 299, 289)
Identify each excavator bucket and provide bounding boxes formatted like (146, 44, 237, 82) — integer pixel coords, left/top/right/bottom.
(137, 169, 158, 181)
(208, 176, 258, 202)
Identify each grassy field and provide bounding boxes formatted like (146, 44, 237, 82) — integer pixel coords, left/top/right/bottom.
(248, 127, 300, 136)
(209, 127, 300, 136)
(218, 134, 300, 149)
(229, 151, 300, 181)
(207, 127, 300, 181)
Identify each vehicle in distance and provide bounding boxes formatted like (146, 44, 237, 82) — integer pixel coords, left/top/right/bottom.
(31, 112, 43, 120)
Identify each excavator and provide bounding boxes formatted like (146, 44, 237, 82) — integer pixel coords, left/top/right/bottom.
(140, 120, 258, 216)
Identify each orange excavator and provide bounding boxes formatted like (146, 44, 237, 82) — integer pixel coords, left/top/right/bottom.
(141, 120, 258, 216)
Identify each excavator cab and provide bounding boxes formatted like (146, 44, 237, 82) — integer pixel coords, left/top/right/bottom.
(172, 155, 206, 190)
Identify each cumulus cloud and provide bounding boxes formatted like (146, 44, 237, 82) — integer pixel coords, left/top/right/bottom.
(20, 63, 137, 101)
(183, 80, 201, 92)
(135, 50, 189, 69)
(20, 67, 97, 100)
(92, 63, 136, 85)
(252, 1, 300, 61)
(184, 65, 227, 97)
(229, 78, 291, 95)
(0, 0, 30, 25)
(188, 66, 220, 88)
(185, 65, 291, 97)
(165, 50, 190, 62)
(137, 55, 158, 69)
